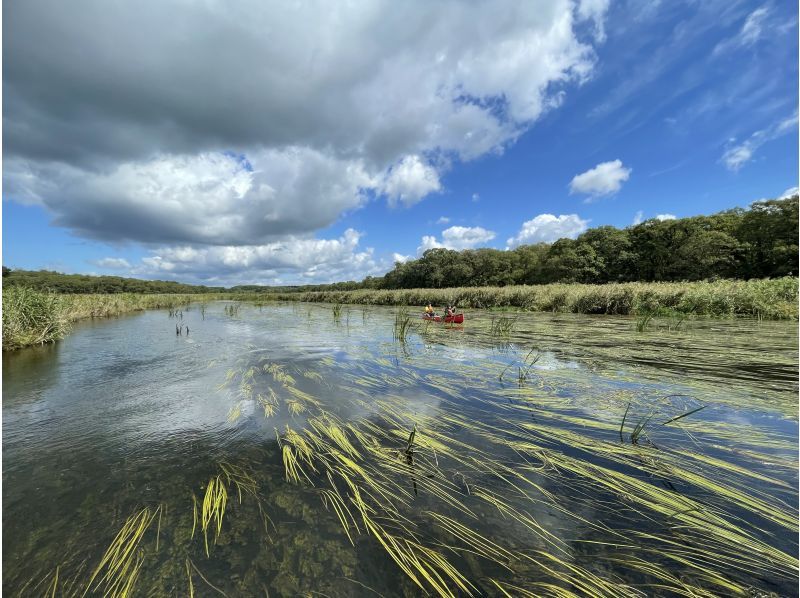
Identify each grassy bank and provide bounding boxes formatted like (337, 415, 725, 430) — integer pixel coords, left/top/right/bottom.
(2, 289, 204, 350)
(265, 277, 798, 319)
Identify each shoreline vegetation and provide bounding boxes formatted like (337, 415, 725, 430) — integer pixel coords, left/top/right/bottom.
(3, 278, 797, 351)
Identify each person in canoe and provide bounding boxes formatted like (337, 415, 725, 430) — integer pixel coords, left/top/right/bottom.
(425, 303, 435, 317)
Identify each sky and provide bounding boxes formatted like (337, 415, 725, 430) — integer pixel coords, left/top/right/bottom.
(3, 0, 798, 286)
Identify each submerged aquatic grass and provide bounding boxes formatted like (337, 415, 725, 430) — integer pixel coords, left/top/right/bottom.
(83, 506, 162, 598)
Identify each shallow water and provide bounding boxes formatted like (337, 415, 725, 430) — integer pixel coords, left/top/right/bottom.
(3, 302, 798, 596)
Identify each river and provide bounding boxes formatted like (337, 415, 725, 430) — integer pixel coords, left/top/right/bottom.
(3, 302, 797, 596)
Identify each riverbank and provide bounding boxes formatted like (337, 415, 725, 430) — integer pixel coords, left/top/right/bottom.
(265, 278, 798, 319)
(1, 288, 206, 350)
(3, 278, 796, 350)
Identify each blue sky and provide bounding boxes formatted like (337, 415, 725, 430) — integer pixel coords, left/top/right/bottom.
(3, 0, 797, 285)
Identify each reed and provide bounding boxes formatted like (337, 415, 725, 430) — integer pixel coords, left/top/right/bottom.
(393, 308, 414, 342)
(332, 302, 343, 322)
(223, 303, 241, 317)
(2, 286, 70, 350)
(258, 277, 798, 319)
(490, 314, 517, 337)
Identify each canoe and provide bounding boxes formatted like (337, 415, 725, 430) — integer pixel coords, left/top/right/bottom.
(422, 313, 464, 324)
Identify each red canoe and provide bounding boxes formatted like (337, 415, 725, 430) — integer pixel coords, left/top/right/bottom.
(422, 313, 464, 323)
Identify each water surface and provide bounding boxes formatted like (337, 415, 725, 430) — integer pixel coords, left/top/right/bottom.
(3, 303, 797, 596)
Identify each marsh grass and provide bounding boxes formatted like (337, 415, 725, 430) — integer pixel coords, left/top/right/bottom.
(223, 303, 241, 317)
(2, 288, 206, 350)
(2, 286, 70, 350)
(499, 347, 540, 384)
(636, 307, 692, 332)
(490, 314, 517, 337)
(260, 277, 798, 319)
(331, 302, 344, 324)
(393, 308, 414, 342)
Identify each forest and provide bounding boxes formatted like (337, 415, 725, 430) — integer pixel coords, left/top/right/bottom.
(377, 196, 798, 289)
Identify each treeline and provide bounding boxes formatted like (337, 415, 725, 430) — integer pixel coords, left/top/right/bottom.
(2, 268, 225, 294)
(379, 196, 798, 289)
(3, 196, 797, 294)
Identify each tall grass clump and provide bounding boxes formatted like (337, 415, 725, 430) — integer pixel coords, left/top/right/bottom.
(2, 286, 70, 350)
(393, 307, 413, 342)
(332, 302, 343, 322)
(223, 303, 241, 317)
(490, 314, 517, 337)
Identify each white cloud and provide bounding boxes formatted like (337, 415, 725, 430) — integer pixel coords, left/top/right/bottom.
(632, 210, 644, 225)
(417, 226, 496, 254)
(712, 7, 770, 56)
(380, 155, 442, 207)
(6, 0, 604, 249)
(135, 229, 387, 285)
(721, 145, 753, 171)
(392, 253, 412, 264)
(418, 235, 444, 254)
(506, 214, 589, 248)
(94, 257, 132, 269)
(436, 216, 451, 225)
(5, 149, 375, 244)
(577, 0, 611, 42)
(655, 213, 676, 221)
(721, 112, 798, 171)
(780, 186, 798, 198)
(569, 159, 631, 199)
(741, 7, 769, 45)
(472, 193, 480, 203)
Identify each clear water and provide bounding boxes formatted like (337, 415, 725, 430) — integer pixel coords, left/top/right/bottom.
(3, 302, 797, 596)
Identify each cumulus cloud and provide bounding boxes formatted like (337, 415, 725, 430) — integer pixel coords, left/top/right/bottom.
(417, 226, 496, 254)
(4, 0, 612, 282)
(655, 213, 676, 221)
(721, 113, 798, 171)
(781, 186, 799, 198)
(94, 257, 132, 269)
(506, 214, 589, 248)
(569, 159, 631, 199)
(5, 149, 374, 244)
(5, 0, 602, 245)
(135, 229, 386, 285)
(380, 155, 441, 207)
(392, 253, 412, 264)
(436, 216, 451, 225)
